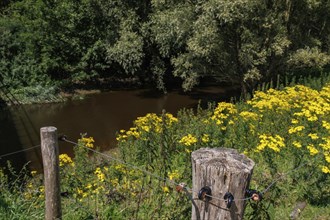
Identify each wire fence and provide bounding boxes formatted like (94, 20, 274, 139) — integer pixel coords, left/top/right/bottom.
(61, 136, 314, 203)
(0, 135, 315, 203)
(0, 144, 41, 159)
(0, 131, 321, 219)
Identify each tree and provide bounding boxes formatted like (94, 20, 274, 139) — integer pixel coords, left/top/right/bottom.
(148, 0, 330, 95)
(1, 0, 330, 99)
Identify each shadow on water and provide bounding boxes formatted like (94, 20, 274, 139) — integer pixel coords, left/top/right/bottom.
(0, 106, 31, 174)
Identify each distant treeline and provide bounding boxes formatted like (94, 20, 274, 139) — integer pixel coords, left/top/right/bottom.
(1, 0, 329, 97)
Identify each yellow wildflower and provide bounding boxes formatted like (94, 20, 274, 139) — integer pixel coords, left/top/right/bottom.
(165, 113, 178, 124)
(59, 154, 73, 167)
(322, 121, 330, 130)
(256, 134, 285, 152)
(179, 134, 198, 146)
(126, 128, 140, 139)
(292, 141, 302, 148)
(85, 183, 93, 189)
(77, 188, 83, 195)
(212, 102, 237, 122)
(239, 111, 259, 120)
(168, 170, 180, 180)
(201, 134, 210, 143)
(288, 126, 305, 134)
(162, 186, 170, 193)
(321, 166, 330, 174)
(325, 154, 330, 163)
(81, 137, 95, 148)
(27, 182, 33, 188)
(39, 186, 45, 199)
(291, 119, 299, 124)
(307, 145, 319, 156)
(94, 167, 105, 182)
(308, 133, 319, 140)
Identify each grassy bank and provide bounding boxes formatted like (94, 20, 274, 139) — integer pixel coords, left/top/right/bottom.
(1, 77, 330, 219)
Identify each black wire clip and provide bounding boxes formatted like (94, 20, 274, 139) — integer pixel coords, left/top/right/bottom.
(198, 186, 212, 201)
(60, 191, 69, 197)
(58, 135, 67, 142)
(245, 189, 263, 202)
(224, 192, 234, 209)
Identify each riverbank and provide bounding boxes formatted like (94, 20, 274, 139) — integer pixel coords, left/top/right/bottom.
(0, 76, 241, 106)
(0, 76, 145, 106)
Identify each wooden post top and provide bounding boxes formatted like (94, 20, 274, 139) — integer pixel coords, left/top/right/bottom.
(191, 147, 255, 173)
(40, 126, 57, 132)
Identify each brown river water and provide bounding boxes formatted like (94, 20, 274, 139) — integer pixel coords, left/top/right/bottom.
(0, 86, 238, 172)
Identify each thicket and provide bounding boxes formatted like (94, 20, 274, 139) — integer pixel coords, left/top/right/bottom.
(1, 75, 330, 219)
(1, 0, 330, 103)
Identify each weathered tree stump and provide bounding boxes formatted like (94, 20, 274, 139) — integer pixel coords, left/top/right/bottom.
(191, 147, 255, 220)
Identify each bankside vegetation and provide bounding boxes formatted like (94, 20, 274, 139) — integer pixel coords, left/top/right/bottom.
(1, 0, 330, 103)
(1, 76, 330, 219)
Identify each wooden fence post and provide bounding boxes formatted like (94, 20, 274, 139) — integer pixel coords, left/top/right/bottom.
(191, 147, 255, 220)
(40, 126, 62, 220)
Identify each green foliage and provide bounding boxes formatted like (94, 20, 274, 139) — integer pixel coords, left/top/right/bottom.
(1, 0, 330, 103)
(1, 79, 330, 218)
(106, 29, 144, 75)
(0, 162, 44, 220)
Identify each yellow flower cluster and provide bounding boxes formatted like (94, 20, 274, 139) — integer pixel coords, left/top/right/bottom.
(59, 154, 74, 167)
(179, 134, 198, 153)
(321, 166, 330, 174)
(247, 89, 291, 111)
(322, 120, 330, 130)
(292, 141, 302, 148)
(94, 167, 106, 182)
(247, 85, 328, 113)
(288, 125, 305, 134)
(211, 102, 237, 125)
(201, 134, 210, 143)
(30, 170, 37, 176)
(179, 134, 198, 146)
(116, 113, 178, 141)
(319, 138, 330, 167)
(248, 83, 330, 173)
(76, 188, 88, 199)
(256, 134, 285, 152)
(135, 113, 162, 132)
(23, 181, 45, 200)
(80, 136, 95, 148)
(167, 170, 180, 180)
(162, 186, 170, 193)
(239, 111, 259, 120)
(308, 133, 319, 140)
(307, 144, 319, 156)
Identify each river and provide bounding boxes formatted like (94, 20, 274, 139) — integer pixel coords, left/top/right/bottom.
(0, 86, 238, 172)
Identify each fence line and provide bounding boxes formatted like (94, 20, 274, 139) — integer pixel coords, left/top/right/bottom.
(0, 144, 41, 159)
(0, 134, 316, 203)
(0, 130, 319, 219)
(61, 136, 315, 203)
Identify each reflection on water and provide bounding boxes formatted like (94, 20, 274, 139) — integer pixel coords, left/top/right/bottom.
(0, 86, 238, 171)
